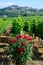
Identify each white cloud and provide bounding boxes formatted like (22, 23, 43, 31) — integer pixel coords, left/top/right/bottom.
(0, 2, 14, 8)
(0, 2, 14, 5)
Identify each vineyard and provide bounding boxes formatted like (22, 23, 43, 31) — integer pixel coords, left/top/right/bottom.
(0, 18, 13, 35)
(0, 16, 43, 38)
(0, 16, 43, 65)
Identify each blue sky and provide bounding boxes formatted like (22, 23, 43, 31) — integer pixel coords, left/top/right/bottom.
(0, 0, 43, 9)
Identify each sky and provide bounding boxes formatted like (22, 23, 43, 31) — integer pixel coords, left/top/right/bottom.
(0, 0, 43, 9)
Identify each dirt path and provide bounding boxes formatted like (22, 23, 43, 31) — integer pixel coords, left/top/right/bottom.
(27, 60, 43, 65)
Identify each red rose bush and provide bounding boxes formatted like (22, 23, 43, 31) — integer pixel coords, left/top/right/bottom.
(9, 34, 33, 65)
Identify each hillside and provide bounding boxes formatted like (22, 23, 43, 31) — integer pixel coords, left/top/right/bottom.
(0, 5, 43, 17)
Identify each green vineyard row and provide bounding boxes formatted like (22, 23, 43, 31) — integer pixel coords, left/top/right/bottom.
(0, 16, 43, 39)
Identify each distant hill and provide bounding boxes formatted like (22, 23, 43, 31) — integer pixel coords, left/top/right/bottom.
(0, 5, 43, 17)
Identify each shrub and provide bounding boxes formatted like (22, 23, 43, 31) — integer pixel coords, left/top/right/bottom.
(23, 21, 29, 32)
(28, 19, 37, 35)
(30, 19, 37, 35)
(28, 19, 43, 39)
(9, 34, 33, 65)
(36, 21, 43, 39)
(11, 18, 24, 35)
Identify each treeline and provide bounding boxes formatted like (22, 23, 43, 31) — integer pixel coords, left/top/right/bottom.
(0, 10, 43, 17)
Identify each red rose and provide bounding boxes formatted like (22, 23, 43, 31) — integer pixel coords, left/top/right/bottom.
(27, 36, 32, 41)
(17, 48, 24, 54)
(22, 41, 25, 45)
(24, 35, 32, 41)
(16, 34, 22, 39)
(10, 39, 16, 43)
(24, 35, 29, 39)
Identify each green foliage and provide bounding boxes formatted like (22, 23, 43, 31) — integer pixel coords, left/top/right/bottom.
(23, 12, 28, 16)
(0, 18, 12, 35)
(23, 21, 29, 32)
(29, 19, 37, 35)
(11, 18, 24, 34)
(0, 16, 43, 39)
(36, 21, 43, 39)
(23, 18, 43, 39)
